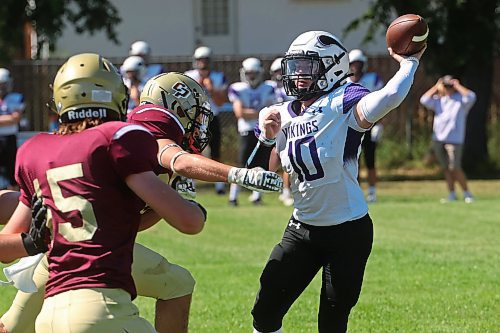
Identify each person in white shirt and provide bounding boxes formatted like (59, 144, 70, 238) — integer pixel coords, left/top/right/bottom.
(348, 49, 384, 203)
(228, 57, 277, 205)
(420, 75, 476, 203)
(247, 30, 425, 333)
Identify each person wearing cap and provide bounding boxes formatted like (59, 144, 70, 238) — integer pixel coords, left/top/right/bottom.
(185, 46, 229, 194)
(420, 75, 476, 203)
(348, 49, 384, 203)
(0, 68, 24, 190)
(121, 55, 147, 113)
(128, 40, 166, 83)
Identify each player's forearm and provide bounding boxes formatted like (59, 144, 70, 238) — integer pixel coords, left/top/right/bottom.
(0, 234, 28, 263)
(0, 113, 21, 125)
(358, 57, 419, 126)
(138, 208, 161, 232)
(173, 153, 232, 182)
(0, 190, 20, 225)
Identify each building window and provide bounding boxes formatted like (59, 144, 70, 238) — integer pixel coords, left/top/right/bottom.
(201, 0, 229, 36)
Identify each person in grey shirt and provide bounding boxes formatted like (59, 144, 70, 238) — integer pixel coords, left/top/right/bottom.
(420, 75, 476, 203)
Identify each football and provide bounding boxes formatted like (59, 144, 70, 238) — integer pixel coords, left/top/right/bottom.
(386, 14, 428, 56)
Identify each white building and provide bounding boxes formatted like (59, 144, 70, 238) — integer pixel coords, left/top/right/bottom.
(54, 0, 389, 58)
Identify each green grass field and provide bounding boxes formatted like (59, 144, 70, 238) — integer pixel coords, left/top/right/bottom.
(1, 180, 499, 332)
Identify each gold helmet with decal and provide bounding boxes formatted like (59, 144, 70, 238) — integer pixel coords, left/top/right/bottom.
(50, 53, 128, 122)
(140, 72, 213, 153)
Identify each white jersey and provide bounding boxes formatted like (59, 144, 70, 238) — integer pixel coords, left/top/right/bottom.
(260, 83, 370, 226)
(229, 81, 276, 134)
(185, 69, 227, 116)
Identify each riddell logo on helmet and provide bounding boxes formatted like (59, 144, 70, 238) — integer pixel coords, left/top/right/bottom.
(67, 108, 108, 120)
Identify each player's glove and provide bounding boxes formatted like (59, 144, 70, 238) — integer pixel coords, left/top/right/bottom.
(228, 167, 283, 193)
(171, 175, 197, 200)
(21, 195, 51, 256)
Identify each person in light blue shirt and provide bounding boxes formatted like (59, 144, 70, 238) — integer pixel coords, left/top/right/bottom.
(0, 68, 24, 190)
(420, 75, 476, 203)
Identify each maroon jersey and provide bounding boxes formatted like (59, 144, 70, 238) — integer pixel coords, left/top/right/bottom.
(127, 104, 184, 175)
(15, 121, 158, 299)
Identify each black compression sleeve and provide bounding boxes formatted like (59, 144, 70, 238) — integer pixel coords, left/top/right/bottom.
(246, 141, 273, 170)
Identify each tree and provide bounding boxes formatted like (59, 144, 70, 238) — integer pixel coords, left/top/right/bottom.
(344, 0, 499, 174)
(0, 0, 121, 63)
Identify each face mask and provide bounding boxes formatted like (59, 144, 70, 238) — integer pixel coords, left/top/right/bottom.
(0, 253, 44, 293)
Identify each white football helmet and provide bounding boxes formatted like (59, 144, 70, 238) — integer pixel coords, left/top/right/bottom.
(0, 68, 12, 94)
(129, 41, 151, 57)
(193, 46, 212, 60)
(193, 46, 212, 70)
(282, 31, 350, 100)
(270, 57, 284, 81)
(122, 56, 147, 81)
(349, 49, 367, 71)
(270, 57, 283, 73)
(240, 57, 264, 88)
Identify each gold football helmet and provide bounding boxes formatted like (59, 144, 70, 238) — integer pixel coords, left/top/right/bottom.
(50, 53, 128, 122)
(140, 72, 213, 153)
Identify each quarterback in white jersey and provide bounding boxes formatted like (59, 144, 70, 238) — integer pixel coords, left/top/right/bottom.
(247, 31, 425, 333)
(265, 82, 370, 225)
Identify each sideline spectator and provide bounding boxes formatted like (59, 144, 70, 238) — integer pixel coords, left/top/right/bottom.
(228, 57, 277, 206)
(128, 40, 166, 82)
(420, 75, 476, 203)
(121, 55, 147, 113)
(0, 68, 24, 190)
(185, 46, 228, 194)
(348, 49, 384, 203)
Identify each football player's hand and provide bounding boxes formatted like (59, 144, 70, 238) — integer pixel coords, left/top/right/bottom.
(21, 194, 51, 256)
(228, 167, 283, 193)
(171, 175, 197, 200)
(260, 109, 281, 140)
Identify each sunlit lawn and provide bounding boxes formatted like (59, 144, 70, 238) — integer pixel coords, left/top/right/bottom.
(1, 180, 499, 332)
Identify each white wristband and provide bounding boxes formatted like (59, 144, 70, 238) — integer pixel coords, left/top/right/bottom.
(258, 133, 276, 147)
(170, 151, 189, 174)
(158, 143, 182, 169)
